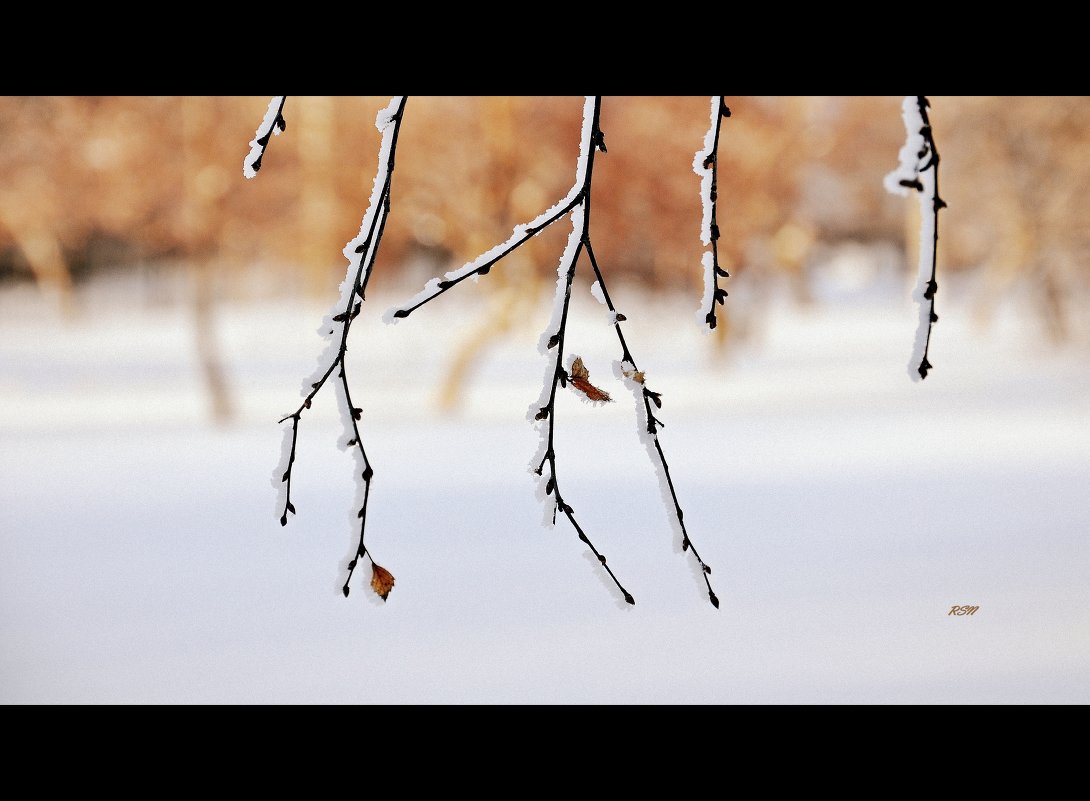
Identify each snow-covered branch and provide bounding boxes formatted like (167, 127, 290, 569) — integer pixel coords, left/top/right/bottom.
(271, 96, 408, 603)
(382, 108, 592, 323)
(251, 94, 962, 611)
(584, 236, 720, 609)
(388, 97, 638, 604)
(693, 96, 731, 330)
(243, 96, 287, 179)
(885, 95, 946, 381)
(387, 96, 719, 608)
(523, 97, 636, 606)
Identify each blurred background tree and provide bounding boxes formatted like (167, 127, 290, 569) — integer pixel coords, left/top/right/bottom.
(3, 96, 1087, 412)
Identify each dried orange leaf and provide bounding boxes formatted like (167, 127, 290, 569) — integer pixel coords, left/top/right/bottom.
(568, 356, 612, 403)
(370, 563, 395, 601)
(622, 368, 645, 384)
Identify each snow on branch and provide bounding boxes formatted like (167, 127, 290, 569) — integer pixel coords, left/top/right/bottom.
(885, 95, 946, 381)
(270, 96, 408, 604)
(389, 97, 640, 604)
(693, 96, 731, 330)
(583, 231, 720, 609)
(243, 96, 287, 179)
(382, 100, 593, 324)
(252, 94, 960, 611)
(387, 96, 719, 609)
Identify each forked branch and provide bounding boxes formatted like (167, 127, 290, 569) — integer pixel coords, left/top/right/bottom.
(266, 96, 409, 602)
(388, 96, 719, 608)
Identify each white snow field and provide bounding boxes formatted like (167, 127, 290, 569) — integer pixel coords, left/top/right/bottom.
(1, 264, 1088, 704)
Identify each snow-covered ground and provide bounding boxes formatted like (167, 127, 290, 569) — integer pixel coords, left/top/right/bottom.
(2, 263, 1088, 704)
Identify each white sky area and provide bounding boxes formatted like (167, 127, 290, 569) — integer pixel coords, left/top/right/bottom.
(1, 263, 1088, 704)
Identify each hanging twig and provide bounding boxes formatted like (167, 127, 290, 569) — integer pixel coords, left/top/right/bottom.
(269, 96, 408, 602)
(885, 95, 946, 381)
(585, 240, 720, 609)
(694, 96, 731, 330)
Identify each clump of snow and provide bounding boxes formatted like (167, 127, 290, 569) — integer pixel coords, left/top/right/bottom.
(692, 96, 723, 332)
(692, 95, 719, 246)
(884, 96, 927, 196)
(590, 280, 607, 306)
(272, 419, 294, 520)
(884, 96, 938, 382)
(908, 169, 936, 382)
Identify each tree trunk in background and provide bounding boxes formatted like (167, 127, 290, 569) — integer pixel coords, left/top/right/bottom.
(182, 95, 234, 424)
(190, 258, 233, 422)
(438, 96, 540, 412)
(297, 96, 338, 299)
(0, 187, 74, 316)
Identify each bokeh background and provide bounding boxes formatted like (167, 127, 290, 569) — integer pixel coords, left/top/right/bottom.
(4, 97, 1089, 374)
(2, 96, 1088, 704)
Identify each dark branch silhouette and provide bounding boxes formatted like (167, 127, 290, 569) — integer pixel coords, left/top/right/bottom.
(695, 96, 731, 330)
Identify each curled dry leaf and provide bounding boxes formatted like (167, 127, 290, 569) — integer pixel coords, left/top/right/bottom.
(568, 356, 612, 403)
(370, 563, 396, 601)
(622, 367, 645, 384)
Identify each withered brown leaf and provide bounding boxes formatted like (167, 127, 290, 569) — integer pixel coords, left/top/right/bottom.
(568, 356, 612, 403)
(622, 367, 645, 384)
(370, 563, 396, 601)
